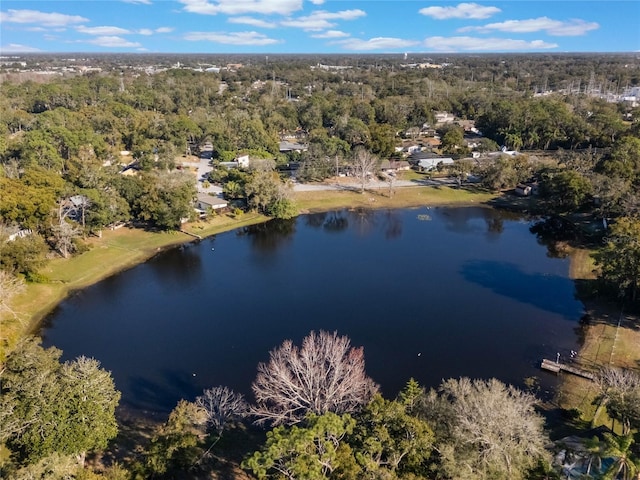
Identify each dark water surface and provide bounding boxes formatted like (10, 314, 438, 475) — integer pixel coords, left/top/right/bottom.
(41, 207, 584, 412)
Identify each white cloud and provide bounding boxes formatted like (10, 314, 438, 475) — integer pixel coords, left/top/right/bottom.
(309, 0, 324, 4)
(86, 36, 142, 47)
(281, 9, 365, 30)
(423, 36, 557, 51)
(0, 43, 41, 53)
(311, 30, 349, 39)
(155, 27, 174, 33)
(179, 0, 302, 16)
(138, 28, 154, 35)
(76, 25, 131, 35)
(280, 17, 333, 30)
(0, 9, 88, 27)
(184, 30, 281, 45)
(547, 19, 599, 36)
(459, 17, 599, 36)
(419, 3, 500, 20)
(228, 16, 277, 28)
(336, 37, 419, 51)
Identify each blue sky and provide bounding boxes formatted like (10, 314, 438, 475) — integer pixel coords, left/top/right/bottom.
(1, 1, 638, 54)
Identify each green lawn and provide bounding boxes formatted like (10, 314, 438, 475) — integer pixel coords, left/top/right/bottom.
(294, 185, 497, 212)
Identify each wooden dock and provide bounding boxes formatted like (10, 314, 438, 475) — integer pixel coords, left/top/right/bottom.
(541, 359, 595, 380)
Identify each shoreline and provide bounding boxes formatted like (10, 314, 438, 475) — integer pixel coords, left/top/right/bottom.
(2, 184, 498, 357)
(4, 184, 636, 444)
(6, 185, 638, 424)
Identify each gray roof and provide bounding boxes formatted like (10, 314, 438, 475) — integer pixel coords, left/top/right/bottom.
(196, 193, 227, 206)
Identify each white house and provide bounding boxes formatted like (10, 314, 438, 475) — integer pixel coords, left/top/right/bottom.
(236, 154, 250, 168)
(417, 157, 454, 171)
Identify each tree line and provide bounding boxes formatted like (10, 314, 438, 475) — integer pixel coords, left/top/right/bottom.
(2, 331, 638, 479)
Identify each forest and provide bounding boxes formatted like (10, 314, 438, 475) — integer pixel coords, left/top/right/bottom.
(1, 53, 640, 479)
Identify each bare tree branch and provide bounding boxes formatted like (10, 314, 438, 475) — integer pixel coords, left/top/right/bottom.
(0, 270, 25, 321)
(195, 386, 248, 437)
(251, 330, 378, 426)
(350, 148, 379, 194)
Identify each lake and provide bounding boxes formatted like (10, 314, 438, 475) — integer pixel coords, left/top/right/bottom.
(41, 206, 584, 413)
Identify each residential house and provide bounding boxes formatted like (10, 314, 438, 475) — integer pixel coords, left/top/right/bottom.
(404, 144, 422, 154)
(424, 137, 442, 149)
(434, 111, 455, 125)
(416, 157, 454, 172)
(380, 160, 411, 173)
(409, 151, 454, 172)
(195, 193, 228, 216)
(279, 140, 308, 153)
(236, 154, 250, 168)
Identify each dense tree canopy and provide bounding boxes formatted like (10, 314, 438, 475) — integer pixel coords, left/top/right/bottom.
(0, 338, 120, 465)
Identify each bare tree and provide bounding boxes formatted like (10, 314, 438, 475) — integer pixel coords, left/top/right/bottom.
(350, 148, 379, 194)
(251, 330, 378, 426)
(384, 171, 397, 198)
(595, 367, 640, 434)
(195, 386, 248, 437)
(50, 220, 81, 258)
(0, 270, 25, 320)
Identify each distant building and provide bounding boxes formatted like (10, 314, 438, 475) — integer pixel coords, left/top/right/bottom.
(434, 112, 455, 125)
(279, 141, 308, 153)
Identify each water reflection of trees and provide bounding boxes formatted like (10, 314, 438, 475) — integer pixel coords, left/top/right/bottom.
(304, 212, 327, 229)
(382, 210, 402, 239)
(148, 243, 204, 286)
(529, 217, 577, 258)
(348, 208, 376, 236)
(243, 218, 297, 253)
(434, 206, 526, 239)
(303, 210, 350, 233)
(485, 217, 504, 235)
(323, 211, 349, 233)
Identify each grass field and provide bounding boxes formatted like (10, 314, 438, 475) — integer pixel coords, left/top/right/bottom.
(294, 184, 497, 212)
(553, 246, 640, 431)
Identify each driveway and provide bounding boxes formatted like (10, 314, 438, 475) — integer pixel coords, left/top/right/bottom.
(195, 152, 223, 196)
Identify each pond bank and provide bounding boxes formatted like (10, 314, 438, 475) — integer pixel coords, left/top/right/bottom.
(1, 185, 497, 359)
(554, 246, 640, 430)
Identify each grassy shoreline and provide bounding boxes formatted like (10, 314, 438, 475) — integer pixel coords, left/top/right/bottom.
(556, 247, 640, 430)
(1, 185, 497, 358)
(1, 212, 269, 358)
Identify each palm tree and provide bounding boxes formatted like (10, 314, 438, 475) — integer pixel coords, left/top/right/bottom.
(602, 433, 640, 480)
(582, 435, 605, 476)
